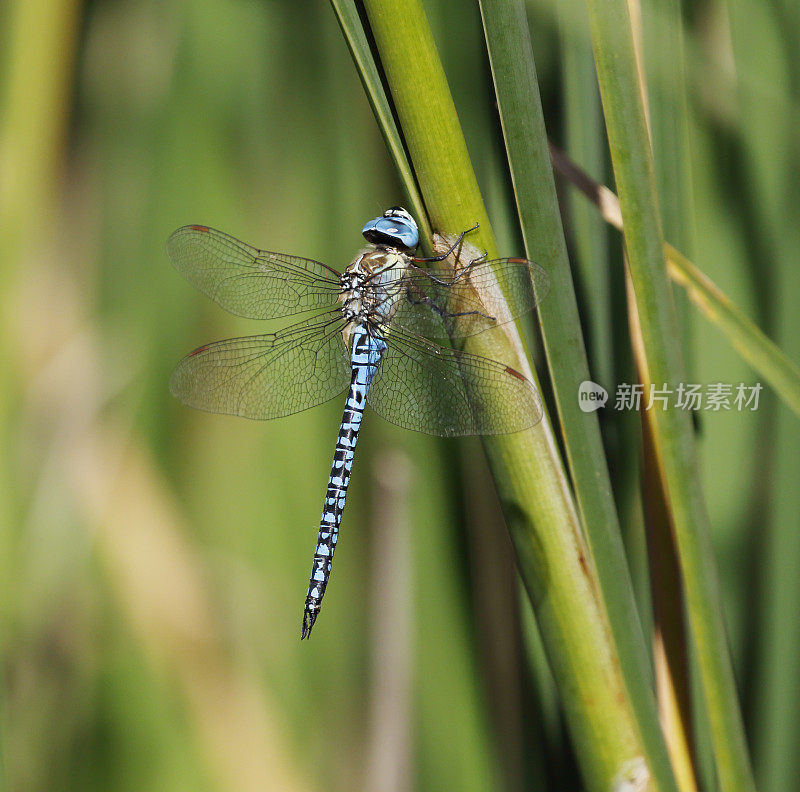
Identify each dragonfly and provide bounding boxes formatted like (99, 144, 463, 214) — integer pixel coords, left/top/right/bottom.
(168, 207, 549, 638)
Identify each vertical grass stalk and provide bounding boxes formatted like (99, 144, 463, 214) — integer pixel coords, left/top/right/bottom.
(477, 3, 678, 791)
(358, 0, 658, 787)
(582, 0, 757, 789)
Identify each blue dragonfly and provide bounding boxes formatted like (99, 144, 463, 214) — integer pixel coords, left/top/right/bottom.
(168, 207, 549, 638)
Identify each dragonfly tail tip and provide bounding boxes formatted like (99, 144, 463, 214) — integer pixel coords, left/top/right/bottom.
(300, 608, 318, 640)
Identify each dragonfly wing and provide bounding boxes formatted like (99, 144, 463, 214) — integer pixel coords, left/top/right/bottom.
(167, 225, 342, 319)
(390, 258, 549, 339)
(170, 314, 350, 419)
(367, 328, 543, 437)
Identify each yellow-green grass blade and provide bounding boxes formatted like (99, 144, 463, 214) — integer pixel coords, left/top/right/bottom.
(0, 0, 82, 780)
(667, 247, 800, 420)
(478, 3, 679, 792)
(637, 2, 704, 784)
(551, 144, 800, 421)
(581, 0, 758, 788)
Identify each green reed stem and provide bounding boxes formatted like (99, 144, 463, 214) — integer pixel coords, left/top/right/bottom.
(478, 3, 678, 791)
(355, 0, 658, 787)
(582, 0, 757, 789)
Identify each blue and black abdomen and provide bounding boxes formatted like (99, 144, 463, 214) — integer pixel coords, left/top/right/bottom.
(301, 326, 387, 638)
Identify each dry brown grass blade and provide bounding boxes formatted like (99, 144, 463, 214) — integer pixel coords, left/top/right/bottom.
(550, 141, 800, 420)
(367, 449, 413, 792)
(626, 272, 700, 792)
(610, 18, 698, 783)
(71, 420, 311, 792)
(10, 228, 309, 792)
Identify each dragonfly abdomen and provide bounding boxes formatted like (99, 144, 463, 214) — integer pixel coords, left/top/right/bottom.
(301, 325, 387, 639)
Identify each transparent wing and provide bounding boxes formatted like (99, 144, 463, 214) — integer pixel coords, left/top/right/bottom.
(170, 313, 350, 419)
(367, 328, 543, 437)
(167, 225, 342, 319)
(388, 257, 550, 339)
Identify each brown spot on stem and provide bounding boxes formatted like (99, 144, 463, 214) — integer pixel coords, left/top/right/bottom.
(578, 552, 589, 578)
(504, 366, 526, 381)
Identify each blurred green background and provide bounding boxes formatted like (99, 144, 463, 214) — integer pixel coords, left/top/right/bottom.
(1, 0, 798, 790)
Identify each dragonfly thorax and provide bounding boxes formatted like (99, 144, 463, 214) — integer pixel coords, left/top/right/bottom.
(339, 248, 411, 334)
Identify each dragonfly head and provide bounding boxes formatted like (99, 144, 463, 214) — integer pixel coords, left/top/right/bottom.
(361, 206, 419, 251)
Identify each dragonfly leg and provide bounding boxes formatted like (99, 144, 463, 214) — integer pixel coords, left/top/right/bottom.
(409, 250, 488, 288)
(411, 222, 479, 263)
(406, 291, 496, 325)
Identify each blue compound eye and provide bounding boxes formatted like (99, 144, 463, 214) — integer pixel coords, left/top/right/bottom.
(361, 207, 419, 250)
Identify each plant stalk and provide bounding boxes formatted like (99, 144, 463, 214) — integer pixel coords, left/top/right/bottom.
(359, 0, 657, 787)
(582, 0, 757, 788)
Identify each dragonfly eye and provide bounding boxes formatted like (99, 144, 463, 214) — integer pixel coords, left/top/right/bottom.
(362, 208, 419, 250)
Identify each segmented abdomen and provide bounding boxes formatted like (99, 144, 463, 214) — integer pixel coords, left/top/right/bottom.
(301, 325, 386, 638)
